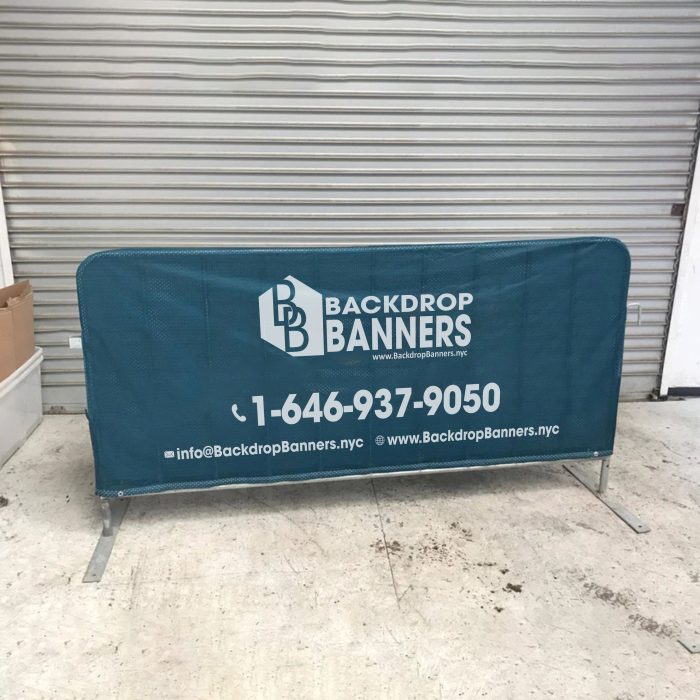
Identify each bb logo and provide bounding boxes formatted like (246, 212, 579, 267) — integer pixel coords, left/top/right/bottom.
(259, 276, 325, 356)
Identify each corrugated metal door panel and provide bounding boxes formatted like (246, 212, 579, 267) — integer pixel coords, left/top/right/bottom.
(1, 1, 698, 410)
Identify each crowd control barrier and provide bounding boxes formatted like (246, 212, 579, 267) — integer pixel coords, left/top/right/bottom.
(77, 238, 649, 580)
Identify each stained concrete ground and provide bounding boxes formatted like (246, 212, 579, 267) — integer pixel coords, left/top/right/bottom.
(0, 401, 698, 699)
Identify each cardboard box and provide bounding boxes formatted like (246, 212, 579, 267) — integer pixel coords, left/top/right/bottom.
(0, 280, 35, 382)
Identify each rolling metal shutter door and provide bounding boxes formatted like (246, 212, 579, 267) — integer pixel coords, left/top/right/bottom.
(0, 1, 697, 411)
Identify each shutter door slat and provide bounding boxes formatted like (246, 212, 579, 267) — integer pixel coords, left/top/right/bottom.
(1, 0, 697, 410)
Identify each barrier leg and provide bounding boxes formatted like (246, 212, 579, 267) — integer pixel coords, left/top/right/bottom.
(83, 497, 130, 583)
(563, 457, 650, 534)
(598, 457, 610, 495)
(101, 498, 113, 536)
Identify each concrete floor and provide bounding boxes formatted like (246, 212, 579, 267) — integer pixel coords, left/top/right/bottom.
(0, 402, 698, 699)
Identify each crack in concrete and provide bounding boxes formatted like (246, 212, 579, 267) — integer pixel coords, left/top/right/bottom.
(370, 479, 401, 606)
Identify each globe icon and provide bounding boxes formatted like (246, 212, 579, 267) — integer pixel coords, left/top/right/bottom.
(375, 435, 385, 446)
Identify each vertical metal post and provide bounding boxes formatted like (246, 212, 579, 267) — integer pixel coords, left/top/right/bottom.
(100, 498, 113, 537)
(598, 457, 610, 495)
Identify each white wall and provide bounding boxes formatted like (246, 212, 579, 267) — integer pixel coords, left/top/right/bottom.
(661, 154, 700, 393)
(0, 182, 13, 287)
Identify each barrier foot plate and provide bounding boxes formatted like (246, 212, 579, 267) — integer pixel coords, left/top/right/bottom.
(679, 638, 700, 654)
(83, 498, 130, 583)
(563, 464, 650, 534)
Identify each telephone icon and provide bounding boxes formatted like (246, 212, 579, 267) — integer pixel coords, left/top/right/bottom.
(231, 404, 247, 422)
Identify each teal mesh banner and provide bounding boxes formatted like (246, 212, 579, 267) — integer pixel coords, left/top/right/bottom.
(77, 238, 630, 497)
